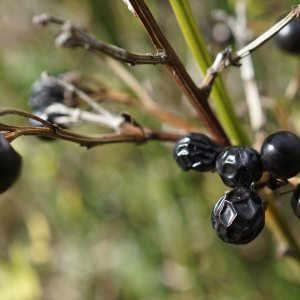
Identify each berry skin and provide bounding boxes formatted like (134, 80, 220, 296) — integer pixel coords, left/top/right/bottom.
(216, 146, 263, 188)
(0, 134, 22, 194)
(173, 133, 222, 172)
(211, 187, 265, 245)
(275, 17, 300, 54)
(28, 77, 65, 109)
(260, 131, 300, 180)
(291, 184, 300, 219)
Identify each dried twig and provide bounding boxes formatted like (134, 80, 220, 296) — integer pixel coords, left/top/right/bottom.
(87, 89, 200, 132)
(33, 14, 169, 66)
(233, 5, 300, 62)
(201, 5, 300, 100)
(42, 72, 115, 117)
(0, 108, 181, 148)
(127, 0, 231, 148)
(33, 11, 231, 147)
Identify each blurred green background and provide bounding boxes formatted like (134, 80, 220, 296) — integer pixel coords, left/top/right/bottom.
(1, 0, 300, 299)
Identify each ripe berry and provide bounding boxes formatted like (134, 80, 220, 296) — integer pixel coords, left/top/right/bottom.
(173, 133, 222, 172)
(216, 146, 263, 188)
(211, 187, 265, 245)
(275, 17, 300, 53)
(291, 184, 300, 219)
(0, 134, 22, 194)
(28, 77, 65, 109)
(260, 131, 300, 180)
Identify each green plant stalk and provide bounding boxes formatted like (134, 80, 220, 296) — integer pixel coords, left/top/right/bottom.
(169, 0, 300, 261)
(168, 0, 251, 146)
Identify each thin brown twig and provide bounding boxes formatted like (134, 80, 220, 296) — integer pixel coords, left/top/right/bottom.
(0, 108, 181, 148)
(127, 0, 231, 148)
(32, 10, 230, 148)
(33, 14, 169, 66)
(86, 89, 200, 132)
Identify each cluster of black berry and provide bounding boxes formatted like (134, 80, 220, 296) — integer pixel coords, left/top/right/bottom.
(173, 131, 300, 245)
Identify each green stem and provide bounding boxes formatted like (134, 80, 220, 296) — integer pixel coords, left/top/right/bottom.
(169, 0, 300, 263)
(168, 0, 251, 146)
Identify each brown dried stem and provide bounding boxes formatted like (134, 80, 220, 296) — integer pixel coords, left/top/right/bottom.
(33, 14, 169, 66)
(33, 10, 231, 148)
(0, 108, 181, 148)
(127, 0, 231, 148)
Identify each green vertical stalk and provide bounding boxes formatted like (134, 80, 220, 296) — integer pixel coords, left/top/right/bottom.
(168, 0, 300, 263)
(168, 0, 251, 146)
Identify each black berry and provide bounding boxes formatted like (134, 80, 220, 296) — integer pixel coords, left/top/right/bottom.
(28, 77, 65, 109)
(173, 133, 222, 172)
(216, 146, 263, 188)
(0, 134, 22, 194)
(211, 187, 265, 245)
(291, 184, 300, 219)
(260, 131, 300, 180)
(275, 17, 300, 54)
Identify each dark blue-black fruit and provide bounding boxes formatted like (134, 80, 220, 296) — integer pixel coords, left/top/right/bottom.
(173, 133, 222, 172)
(260, 131, 300, 180)
(0, 134, 22, 194)
(275, 17, 300, 54)
(211, 187, 265, 245)
(216, 146, 263, 188)
(28, 77, 65, 109)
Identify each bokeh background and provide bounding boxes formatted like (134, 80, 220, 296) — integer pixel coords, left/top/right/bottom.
(1, 0, 300, 299)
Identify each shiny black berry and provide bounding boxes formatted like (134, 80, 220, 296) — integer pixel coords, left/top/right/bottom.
(275, 17, 300, 54)
(0, 134, 22, 194)
(260, 131, 300, 180)
(28, 77, 65, 109)
(216, 146, 263, 188)
(291, 184, 300, 219)
(211, 187, 265, 245)
(173, 133, 222, 172)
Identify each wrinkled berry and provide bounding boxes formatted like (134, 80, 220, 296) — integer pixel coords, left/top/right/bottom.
(211, 187, 265, 245)
(260, 131, 300, 180)
(28, 77, 65, 109)
(173, 133, 222, 172)
(291, 184, 300, 219)
(0, 134, 22, 194)
(216, 146, 263, 188)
